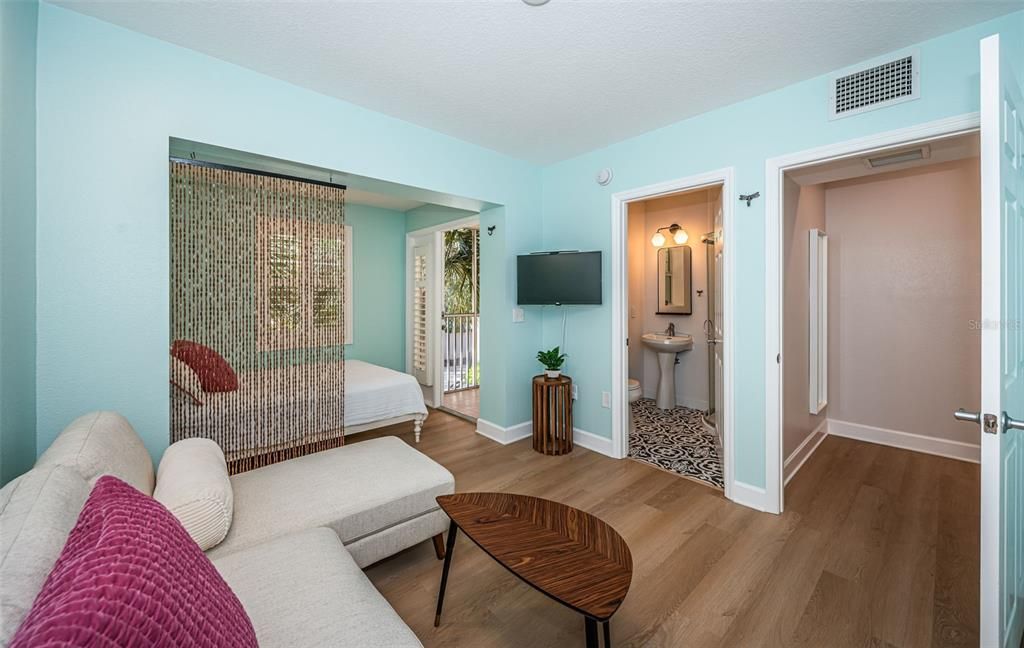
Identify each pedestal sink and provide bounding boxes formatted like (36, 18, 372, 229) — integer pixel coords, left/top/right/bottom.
(641, 333, 694, 410)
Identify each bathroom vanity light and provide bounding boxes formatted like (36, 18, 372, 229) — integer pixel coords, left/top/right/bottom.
(651, 224, 688, 247)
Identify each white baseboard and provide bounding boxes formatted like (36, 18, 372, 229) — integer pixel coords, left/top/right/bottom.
(475, 419, 532, 445)
(784, 419, 829, 485)
(827, 418, 980, 463)
(730, 480, 773, 513)
(573, 428, 616, 458)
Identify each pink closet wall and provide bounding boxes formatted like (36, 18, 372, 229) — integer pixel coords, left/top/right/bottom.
(824, 158, 981, 445)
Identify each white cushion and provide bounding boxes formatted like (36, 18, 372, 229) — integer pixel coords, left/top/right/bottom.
(212, 528, 422, 648)
(0, 465, 92, 644)
(206, 436, 454, 560)
(35, 411, 154, 494)
(154, 438, 233, 550)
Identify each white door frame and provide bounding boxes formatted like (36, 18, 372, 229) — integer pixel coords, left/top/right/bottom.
(610, 167, 737, 501)
(764, 112, 981, 514)
(406, 215, 481, 408)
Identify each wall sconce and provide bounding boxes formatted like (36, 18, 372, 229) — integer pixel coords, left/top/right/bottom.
(651, 224, 688, 247)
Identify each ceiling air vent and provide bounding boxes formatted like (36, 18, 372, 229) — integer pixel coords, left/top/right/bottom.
(829, 51, 919, 120)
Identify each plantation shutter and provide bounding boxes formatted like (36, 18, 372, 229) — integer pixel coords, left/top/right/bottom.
(412, 244, 433, 386)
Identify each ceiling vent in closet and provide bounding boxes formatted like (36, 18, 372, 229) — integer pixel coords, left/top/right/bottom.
(829, 51, 919, 120)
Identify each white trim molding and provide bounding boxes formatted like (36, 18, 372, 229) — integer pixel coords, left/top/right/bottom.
(476, 419, 532, 445)
(764, 112, 981, 514)
(828, 419, 980, 464)
(784, 419, 829, 485)
(573, 428, 616, 458)
(610, 167, 738, 503)
(730, 481, 771, 512)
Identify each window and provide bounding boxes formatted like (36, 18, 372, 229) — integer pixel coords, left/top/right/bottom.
(257, 220, 352, 350)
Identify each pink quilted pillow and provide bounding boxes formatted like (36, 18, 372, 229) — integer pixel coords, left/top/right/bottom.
(11, 476, 257, 648)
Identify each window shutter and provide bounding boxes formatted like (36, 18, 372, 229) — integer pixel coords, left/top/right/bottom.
(413, 247, 432, 386)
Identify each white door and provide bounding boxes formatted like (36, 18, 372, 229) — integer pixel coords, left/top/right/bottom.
(978, 32, 1024, 648)
(713, 202, 725, 435)
(410, 239, 435, 387)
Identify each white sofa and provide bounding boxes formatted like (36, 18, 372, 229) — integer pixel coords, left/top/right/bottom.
(0, 411, 455, 647)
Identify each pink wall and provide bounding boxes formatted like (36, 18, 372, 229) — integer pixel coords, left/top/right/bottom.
(824, 158, 981, 445)
(782, 179, 828, 459)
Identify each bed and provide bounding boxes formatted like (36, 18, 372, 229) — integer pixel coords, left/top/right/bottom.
(172, 360, 429, 462)
(343, 360, 429, 441)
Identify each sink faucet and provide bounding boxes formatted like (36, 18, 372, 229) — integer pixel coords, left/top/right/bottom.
(666, 323, 675, 336)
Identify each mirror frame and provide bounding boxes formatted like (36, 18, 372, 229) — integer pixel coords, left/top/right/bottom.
(656, 244, 692, 315)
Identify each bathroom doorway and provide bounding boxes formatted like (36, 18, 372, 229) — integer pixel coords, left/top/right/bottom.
(611, 169, 735, 496)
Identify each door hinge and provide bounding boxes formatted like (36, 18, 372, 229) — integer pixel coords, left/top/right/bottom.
(777, 353, 781, 364)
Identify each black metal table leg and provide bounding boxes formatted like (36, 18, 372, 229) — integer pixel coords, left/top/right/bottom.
(434, 521, 459, 627)
(585, 617, 598, 648)
(603, 621, 611, 647)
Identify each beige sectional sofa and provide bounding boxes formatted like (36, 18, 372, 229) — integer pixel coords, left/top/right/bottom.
(0, 411, 455, 647)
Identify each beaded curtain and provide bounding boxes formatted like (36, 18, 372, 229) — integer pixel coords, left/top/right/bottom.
(169, 161, 346, 473)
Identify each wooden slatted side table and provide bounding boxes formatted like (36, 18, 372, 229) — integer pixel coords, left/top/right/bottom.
(532, 375, 573, 455)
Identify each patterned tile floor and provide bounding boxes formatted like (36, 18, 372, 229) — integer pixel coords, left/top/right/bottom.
(628, 398, 724, 489)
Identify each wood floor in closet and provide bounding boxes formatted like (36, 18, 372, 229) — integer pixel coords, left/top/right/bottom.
(357, 410, 979, 648)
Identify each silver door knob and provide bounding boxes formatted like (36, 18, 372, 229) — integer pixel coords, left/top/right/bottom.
(1003, 412, 1024, 432)
(954, 408, 982, 424)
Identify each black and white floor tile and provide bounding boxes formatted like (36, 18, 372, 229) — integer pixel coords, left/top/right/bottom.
(628, 398, 724, 489)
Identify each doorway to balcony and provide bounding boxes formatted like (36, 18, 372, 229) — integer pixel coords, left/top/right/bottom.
(440, 226, 480, 421)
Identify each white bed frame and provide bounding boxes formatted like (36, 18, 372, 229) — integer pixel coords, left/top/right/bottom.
(344, 413, 426, 443)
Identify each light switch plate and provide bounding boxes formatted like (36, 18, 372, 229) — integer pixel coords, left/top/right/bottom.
(512, 307, 524, 322)
(601, 391, 611, 408)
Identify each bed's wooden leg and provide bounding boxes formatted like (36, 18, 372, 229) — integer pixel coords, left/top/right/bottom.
(414, 418, 422, 443)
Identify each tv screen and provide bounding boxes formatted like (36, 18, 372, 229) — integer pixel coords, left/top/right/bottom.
(517, 251, 602, 305)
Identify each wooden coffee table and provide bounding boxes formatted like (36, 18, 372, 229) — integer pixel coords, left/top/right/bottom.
(434, 492, 632, 647)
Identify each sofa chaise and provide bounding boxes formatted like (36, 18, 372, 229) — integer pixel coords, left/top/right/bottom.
(0, 411, 455, 647)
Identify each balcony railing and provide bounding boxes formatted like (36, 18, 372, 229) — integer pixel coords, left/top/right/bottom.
(442, 313, 479, 393)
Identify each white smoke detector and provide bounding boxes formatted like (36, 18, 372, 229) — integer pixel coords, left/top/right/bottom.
(596, 168, 613, 186)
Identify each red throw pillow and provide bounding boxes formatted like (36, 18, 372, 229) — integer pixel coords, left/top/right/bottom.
(171, 340, 239, 393)
(11, 476, 257, 648)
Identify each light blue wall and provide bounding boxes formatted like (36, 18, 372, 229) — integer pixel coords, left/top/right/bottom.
(344, 204, 407, 371)
(34, 4, 542, 459)
(406, 204, 477, 232)
(539, 11, 1024, 489)
(0, 0, 38, 485)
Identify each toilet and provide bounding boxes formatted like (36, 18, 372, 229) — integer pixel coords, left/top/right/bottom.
(628, 379, 642, 403)
(628, 379, 642, 432)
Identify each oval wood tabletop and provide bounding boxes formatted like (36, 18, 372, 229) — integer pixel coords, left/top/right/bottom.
(436, 492, 633, 621)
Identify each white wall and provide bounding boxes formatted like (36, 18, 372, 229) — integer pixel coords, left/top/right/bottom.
(824, 157, 981, 445)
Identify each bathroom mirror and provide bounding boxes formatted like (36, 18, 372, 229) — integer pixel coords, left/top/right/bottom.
(657, 245, 692, 315)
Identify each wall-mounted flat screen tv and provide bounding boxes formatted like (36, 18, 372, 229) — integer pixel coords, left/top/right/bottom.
(517, 251, 602, 305)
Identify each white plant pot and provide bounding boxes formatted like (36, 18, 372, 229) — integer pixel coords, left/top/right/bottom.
(545, 370, 562, 379)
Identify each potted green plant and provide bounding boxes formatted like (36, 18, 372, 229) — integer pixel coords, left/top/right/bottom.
(537, 347, 567, 379)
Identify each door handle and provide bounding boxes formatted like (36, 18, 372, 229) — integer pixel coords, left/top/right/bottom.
(955, 409, 1001, 434)
(954, 408, 982, 424)
(1003, 411, 1024, 432)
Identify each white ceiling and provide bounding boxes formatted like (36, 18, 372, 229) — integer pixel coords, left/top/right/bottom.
(787, 131, 979, 186)
(58, 1, 1019, 164)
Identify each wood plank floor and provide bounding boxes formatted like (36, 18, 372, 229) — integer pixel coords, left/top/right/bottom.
(356, 410, 979, 648)
(441, 388, 480, 419)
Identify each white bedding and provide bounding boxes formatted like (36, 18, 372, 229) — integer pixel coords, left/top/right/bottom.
(343, 360, 428, 428)
(171, 360, 427, 454)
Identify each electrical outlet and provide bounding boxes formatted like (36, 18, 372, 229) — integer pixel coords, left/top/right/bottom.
(572, 385, 578, 400)
(601, 391, 611, 408)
